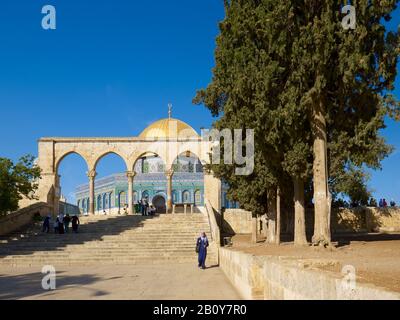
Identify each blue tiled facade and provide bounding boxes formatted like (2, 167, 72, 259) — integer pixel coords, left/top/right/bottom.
(75, 155, 239, 213)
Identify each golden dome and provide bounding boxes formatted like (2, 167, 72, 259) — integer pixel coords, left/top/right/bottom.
(139, 118, 199, 139)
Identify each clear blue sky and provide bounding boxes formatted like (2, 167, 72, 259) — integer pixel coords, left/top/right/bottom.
(0, 1, 399, 204)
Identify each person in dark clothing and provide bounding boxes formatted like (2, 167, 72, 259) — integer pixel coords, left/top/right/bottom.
(71, 215, 80, 233)
(42, 215, 51, 233)
(196, 232, 209, 270)
(145, 198, 149, 216)
(54, 217, 59, 234)
(58, 216, 64, 234)
(63, 214, 71, 233)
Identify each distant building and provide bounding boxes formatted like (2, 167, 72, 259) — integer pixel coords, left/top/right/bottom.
(74, 117, 238, 214)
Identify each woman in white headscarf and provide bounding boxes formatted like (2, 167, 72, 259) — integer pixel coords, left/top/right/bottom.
(196, 232, 209, 269)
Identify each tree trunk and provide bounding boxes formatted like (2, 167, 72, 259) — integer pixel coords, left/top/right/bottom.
(251, 214, 257, 243)
(266, 195, 276, 244)
(293, 178, 308, 246)
(276, 187, 281, 245)
(262, 213, 268, 238)
(311, 99, 331, 246)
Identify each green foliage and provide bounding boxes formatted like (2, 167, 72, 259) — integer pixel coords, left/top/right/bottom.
(0, 155, 41, 215)
(194, 0, 400, 215)
(331, 165, 372, 207)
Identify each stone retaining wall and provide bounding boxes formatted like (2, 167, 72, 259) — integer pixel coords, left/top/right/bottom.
(219, 248, 400, 300)
(222, 209, 252, 234)
(0, 202, 51, 236)
(223, 207, 400, 235)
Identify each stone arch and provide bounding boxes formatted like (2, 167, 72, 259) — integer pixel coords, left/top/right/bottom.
(55, 151, 90, 174)
(93, 151, 129, 172)
(132, 151, 166, 173)
(170, 150, 204, 173)
(174, 142, 210, 168)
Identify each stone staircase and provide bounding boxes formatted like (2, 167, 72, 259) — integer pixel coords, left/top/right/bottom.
(0, 213, 218, 267)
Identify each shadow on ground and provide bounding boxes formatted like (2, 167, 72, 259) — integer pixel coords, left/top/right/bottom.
(333, 232, 400, 247)
(0, 270, 120, 299)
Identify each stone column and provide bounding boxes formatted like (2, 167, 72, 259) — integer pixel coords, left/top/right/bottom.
(87, 169, 97, 215)
(127, 171, 136, 215)
(53, 174, 61, 216)
(165, 169, 174, 213)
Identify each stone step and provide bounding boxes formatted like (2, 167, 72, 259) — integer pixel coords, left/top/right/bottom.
(0, 252, 218, 259)
(1, 232, 210, 239)
(0, 258, 219, 267)
(0, 245, 205, 256)
(0, 252, 219, 260)
(0, 213, 218, 267)
(1, 253, 217, 260)
(0, 242, 203, 249)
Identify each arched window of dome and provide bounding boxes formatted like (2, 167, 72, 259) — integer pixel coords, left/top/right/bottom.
(109, 192, 113, 208)
(172, 190, 177, 203)
(182, 190, 190, 203)
(97, 195, 102, 211)
(142, 190, 149, 199)
(119, 191, 127, 209)
(194, 190, 202, 206)
(103, 193, 108, 210)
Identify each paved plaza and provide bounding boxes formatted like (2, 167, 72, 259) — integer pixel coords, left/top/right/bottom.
(0, 263, 240, 300)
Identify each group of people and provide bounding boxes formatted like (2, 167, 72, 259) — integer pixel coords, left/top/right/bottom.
(137, 198, 156, 216)
(42, 213, 80, 234)
(378, 198, 396, 208)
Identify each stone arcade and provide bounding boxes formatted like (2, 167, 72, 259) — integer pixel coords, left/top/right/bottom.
(34, 113, 226, 216)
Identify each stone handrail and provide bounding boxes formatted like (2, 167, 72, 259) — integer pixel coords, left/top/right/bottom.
(0, 202, 51, 236)
(205, 199, 221, 247)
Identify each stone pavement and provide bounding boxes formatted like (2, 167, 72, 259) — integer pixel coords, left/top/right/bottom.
(0, 263, 240, 300)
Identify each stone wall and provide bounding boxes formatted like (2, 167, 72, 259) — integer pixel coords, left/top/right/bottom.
(219, 248, 400, 300)
(0, 202, 51, 236)
(222, 209, 253, 234)
(223, 207, 400, 235)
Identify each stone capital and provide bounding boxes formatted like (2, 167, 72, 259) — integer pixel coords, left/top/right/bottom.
(126, 171, 136, 179)
(165, 169, 174, 178)
(87, 170, 97, 179)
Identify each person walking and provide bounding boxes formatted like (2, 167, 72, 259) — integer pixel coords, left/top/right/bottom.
(71, 215, 80, 233)
(42, 214, 51, 233)
(196, 232, 209, 270)
(63, 214, 71, 233)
